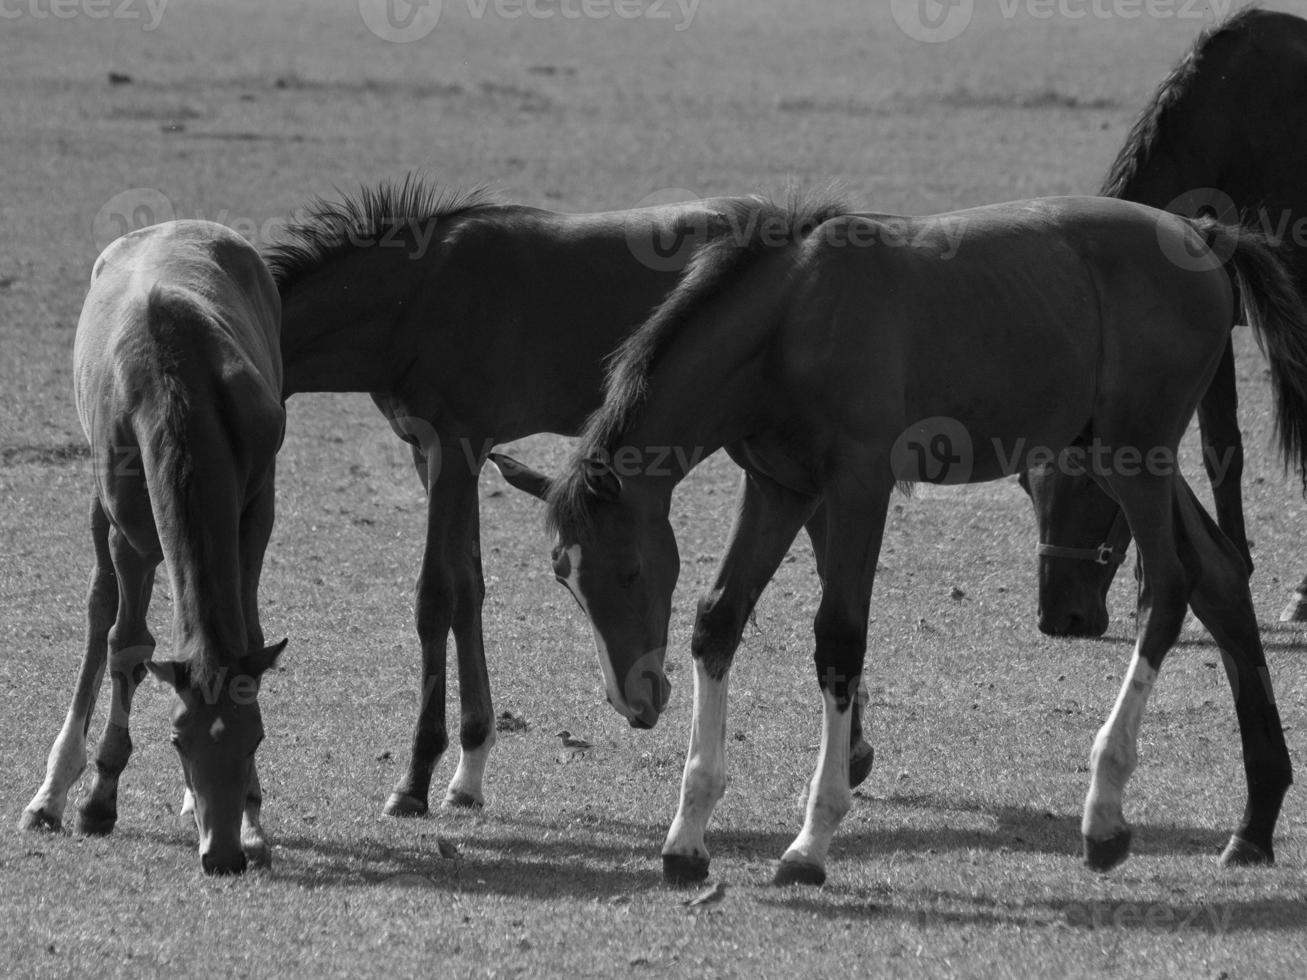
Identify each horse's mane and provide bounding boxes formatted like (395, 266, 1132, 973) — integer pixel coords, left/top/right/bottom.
(545, 190, 849, 539)
(264, 174, 496, 295)
(1101, 4, 1265, 198)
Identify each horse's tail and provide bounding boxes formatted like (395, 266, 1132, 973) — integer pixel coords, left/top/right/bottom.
(135, 285, 240, 685)
(1194, 216, 1307, 490)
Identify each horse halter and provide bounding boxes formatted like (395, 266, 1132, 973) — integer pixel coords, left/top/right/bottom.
(1036, 507, 1131, 566)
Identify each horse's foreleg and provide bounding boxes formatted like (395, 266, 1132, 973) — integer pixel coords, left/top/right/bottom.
(776, 477, 889, 887)
(78, 525, 156, 836)
(385, 449, 463, 817)
(1174, 480, 1291, 865)
(238, 477, 276, 868)
(804, 504, 874, 788)
(662, 472, 818, 885)
(1081, 474, 1189, 871)
(445, 494, 495, 810)
(21, 497, 118, 832)
(1196, 339, 1250, 574)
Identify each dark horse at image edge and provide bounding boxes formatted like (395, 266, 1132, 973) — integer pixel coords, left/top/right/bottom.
(503, 194, 1303, 885)
(1023, 5, 1307, 635)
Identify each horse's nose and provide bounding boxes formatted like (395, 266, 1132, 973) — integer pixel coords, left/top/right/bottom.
(1039, 607, 1108, 639)
(201, 850, 248, 876)
(624, 672, 671, 729)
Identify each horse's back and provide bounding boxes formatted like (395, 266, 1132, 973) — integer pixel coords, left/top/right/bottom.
(784, 197, 1231, 480)
(76, 221, 282, 434)
(75, 222, 284, 545)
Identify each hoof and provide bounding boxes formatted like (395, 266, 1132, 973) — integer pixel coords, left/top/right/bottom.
(663, 853, 710, 886)
(76, 803, 117, 837)
(849, 742, 875, 789)
(1083, 828, 1132, 872)
(18, 808, 62, 833)
(383, 793, 429, 818)
(1279, 594, 1307, 623)
(1220, 835, 1273, 867)
(773, 858, 826, 887)
(440, 790, 484, 811)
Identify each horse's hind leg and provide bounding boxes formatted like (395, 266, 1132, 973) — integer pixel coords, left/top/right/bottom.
(776, 475, 892, 887)
(78, 523, 157, 835)
(445, 492, 496, 810)
(1173, 479, 1291, 864)
(1197, 338, 1251, 575)
(237, 476, 276, 868)
(20, 497, 118, 832)
(662, 472, 818, 885)
(805, 503, 874, 788)
(1081, 473, 1190, 871)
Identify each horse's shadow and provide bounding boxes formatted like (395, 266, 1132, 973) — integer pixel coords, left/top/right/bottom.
(759, 887, 1307, 934)
(113, 790, 1265, 905)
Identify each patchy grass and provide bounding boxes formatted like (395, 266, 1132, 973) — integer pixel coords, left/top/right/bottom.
(3, 1, 1306, 977)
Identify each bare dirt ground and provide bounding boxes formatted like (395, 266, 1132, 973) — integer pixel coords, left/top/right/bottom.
(2, 1, 1305, 977)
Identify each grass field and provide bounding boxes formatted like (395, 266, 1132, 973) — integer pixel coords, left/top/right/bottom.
(3, 1, 1307, 977)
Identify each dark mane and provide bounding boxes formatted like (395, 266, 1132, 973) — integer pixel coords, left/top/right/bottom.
(545, 191, 849, 539)
(1101, 4, 1264, 198)
(264, 175, 495, 296)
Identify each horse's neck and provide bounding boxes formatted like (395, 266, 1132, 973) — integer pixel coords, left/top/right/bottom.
(278, 252, 424, 396)
(617, 299, 779, 482)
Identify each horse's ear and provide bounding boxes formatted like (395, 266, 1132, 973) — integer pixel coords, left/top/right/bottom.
(489, 453, 551, 501)
(145, 659, 189, 692)
(245, 638, 287, 678)
(583, 456, 623, 501)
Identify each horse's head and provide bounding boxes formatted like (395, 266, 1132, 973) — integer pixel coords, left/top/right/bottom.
(146, 639, 285, 874)
(1018, 464, 1128, 638)
(495, 452, 675, 729)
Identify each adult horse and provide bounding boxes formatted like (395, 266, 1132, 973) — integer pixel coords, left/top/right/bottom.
(19, 221, 286, 874)
(1024, 6, 1307, 635)
(525, 195, 1303, 886)
(264, 180, 875, 817)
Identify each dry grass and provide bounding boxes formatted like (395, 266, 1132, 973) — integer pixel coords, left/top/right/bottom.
(2, 2, 1306, 977)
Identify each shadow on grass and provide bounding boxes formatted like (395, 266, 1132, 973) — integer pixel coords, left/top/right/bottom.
(758, 887, 1307, 933)
(99, 789, 1276, 912)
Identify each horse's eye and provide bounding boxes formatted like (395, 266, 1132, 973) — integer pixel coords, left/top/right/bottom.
(618, 566, 641, 588)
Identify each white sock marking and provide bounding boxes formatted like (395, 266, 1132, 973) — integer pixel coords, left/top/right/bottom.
(782, 687, 853, 871)
(1083, 650, 1157, 840)
(663, 662, 730, 861)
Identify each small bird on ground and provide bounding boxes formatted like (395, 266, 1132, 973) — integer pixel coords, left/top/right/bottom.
(435, 837, 460, 860)
(683, 882, 728, 912)
(556, 730, 593, 758)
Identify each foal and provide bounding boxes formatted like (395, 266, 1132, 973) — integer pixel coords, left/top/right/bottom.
(20, 220, 286, 874)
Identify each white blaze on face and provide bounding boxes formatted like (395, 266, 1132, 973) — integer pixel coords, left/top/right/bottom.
(558, 542, 627, 717)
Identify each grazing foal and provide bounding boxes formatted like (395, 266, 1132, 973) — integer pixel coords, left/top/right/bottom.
(20, 220, 286, 874)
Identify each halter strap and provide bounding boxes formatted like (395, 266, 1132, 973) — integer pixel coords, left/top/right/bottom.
(1036, 508, 1131, 566)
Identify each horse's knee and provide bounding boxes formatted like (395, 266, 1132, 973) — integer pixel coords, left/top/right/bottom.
(691, 592, 746, 677)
